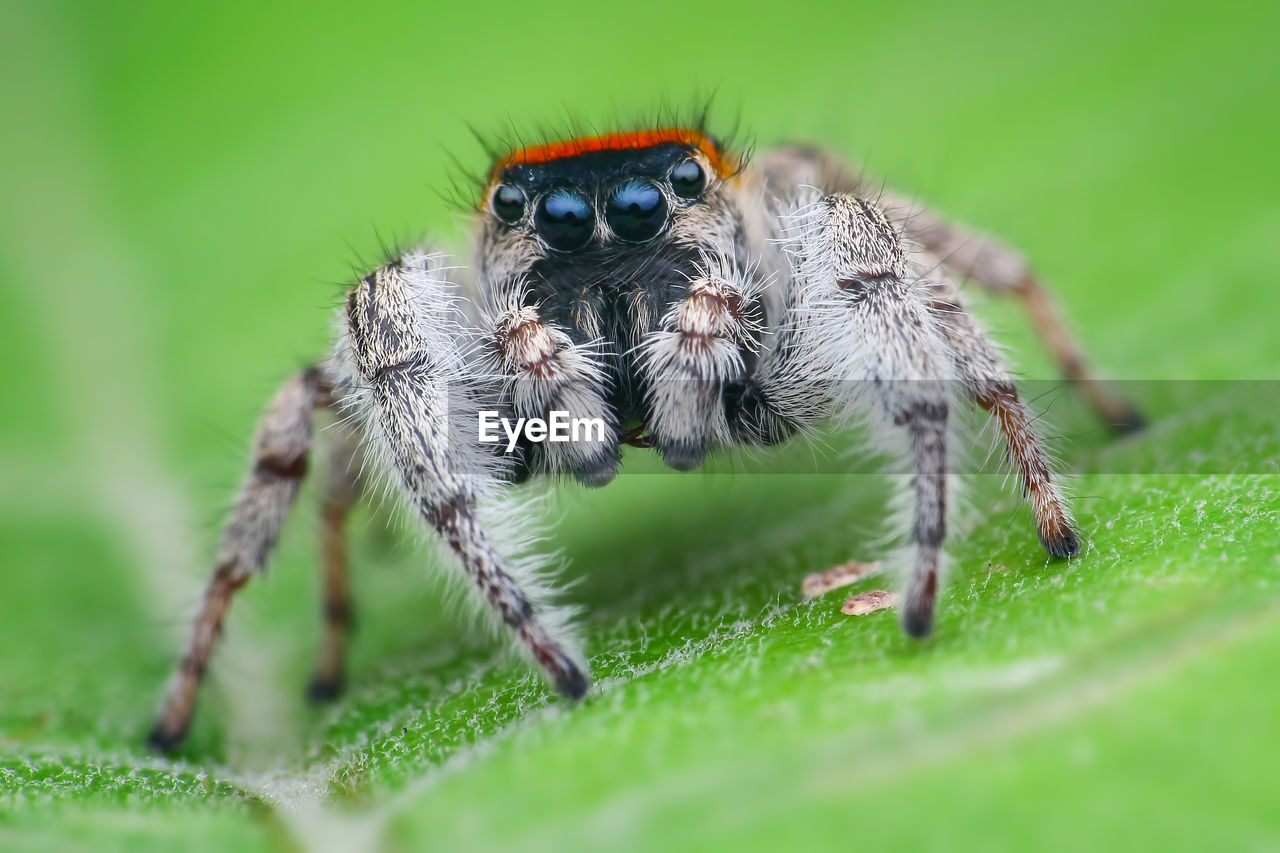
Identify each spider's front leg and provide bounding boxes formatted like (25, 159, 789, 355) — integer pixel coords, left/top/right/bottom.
(758, 192, 1079, 636)
(343, 251, 588, 697)
(790, 194, 955, 636)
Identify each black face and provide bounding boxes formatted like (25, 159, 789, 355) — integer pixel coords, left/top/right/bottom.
(488, 142, 709, 252)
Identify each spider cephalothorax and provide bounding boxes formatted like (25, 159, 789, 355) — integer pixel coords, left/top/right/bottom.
(149, 123, 1143, 752)
(474, 129, 763, 480)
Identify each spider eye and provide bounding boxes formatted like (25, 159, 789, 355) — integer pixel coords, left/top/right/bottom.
(605, 179, 668, 242)
(534, 188, 595, 252)
(669, 158, 706, 199)
(492, 183, 527, 223)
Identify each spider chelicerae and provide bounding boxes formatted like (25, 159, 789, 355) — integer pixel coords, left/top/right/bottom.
(149, 124, 1142, 751)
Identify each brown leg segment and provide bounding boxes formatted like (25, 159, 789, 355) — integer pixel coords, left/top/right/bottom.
(1010, 277, 1143, 432)
(148, 566, 248, 751)
(879, 190, 1144, 433)
(307, 432, 360, 702)
(975, 384, 1081, 559)
(925, 280, 1082, 561)
(149, 367, 326, 751)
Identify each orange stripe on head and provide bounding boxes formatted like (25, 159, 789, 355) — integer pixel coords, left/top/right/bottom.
(493, 128, 735, 178)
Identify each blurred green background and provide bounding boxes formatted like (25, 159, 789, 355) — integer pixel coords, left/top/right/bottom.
(1, 0, 1277, 851)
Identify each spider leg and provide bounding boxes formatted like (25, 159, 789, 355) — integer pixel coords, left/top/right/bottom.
(878, 190, 1144, 433)
(343, 250, 587, 698)
(150, 365, 330, 751)
(491, 303, 618, 485)
(924, 276, 1080, 558)
(307, 423, 361, 701)
(753, 191, 960, 636)
(638, 258, 758, 470)
(756, 144, 1142, 432)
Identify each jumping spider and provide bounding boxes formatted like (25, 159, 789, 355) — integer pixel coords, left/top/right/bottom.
(149, 126, 1142, 750)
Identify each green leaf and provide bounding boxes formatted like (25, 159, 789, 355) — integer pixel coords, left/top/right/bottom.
(1, 0, 1277, 850)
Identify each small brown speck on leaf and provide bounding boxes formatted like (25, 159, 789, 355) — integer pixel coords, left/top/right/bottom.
(802, 560, 880, 598)
(841, 589, 898, 616)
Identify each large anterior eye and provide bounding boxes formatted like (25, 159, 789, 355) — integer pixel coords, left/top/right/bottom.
(669, 158, 706, 199)
(491, 183, 527, 223)
(605, 179, 668, 242)
(534, 188, 595, 252)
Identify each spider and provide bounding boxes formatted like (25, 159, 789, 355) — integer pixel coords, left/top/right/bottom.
(148, 124, 1143, 751)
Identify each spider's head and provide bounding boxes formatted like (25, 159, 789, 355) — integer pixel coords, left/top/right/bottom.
(479, 128, 739, 256)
